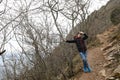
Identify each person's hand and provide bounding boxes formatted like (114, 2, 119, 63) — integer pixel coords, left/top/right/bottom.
(63, 39, 67, 42)
(79, 31, 84, 34)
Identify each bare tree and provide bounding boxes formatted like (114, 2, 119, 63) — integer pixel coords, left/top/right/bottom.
(0, 0, 91, 80)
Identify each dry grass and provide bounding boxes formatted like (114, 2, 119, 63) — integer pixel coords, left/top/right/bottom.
(88, 37, 102, 48)
(109, 24, 120, 42)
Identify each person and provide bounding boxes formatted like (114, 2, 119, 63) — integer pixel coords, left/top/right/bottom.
(65, 31, 91, 73)
(0, 50, 6, 55)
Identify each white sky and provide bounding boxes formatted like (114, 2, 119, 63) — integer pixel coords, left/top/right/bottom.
(89, 0, 110, 13)
(0, 0, 110, 53)
(2, 0, 110, 53)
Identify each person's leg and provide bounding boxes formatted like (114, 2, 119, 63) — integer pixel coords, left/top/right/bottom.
(79, 52, 88, 72)
(83, 51, 92, 72)
(79, 51, 91, 72)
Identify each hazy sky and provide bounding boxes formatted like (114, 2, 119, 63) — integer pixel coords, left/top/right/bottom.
(0, 0, 110, 55)
(2, 0, 110, 53)
(89, 0, 110, 12)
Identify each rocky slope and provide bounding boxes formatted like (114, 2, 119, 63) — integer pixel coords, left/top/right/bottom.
(71, 24, 120, 80)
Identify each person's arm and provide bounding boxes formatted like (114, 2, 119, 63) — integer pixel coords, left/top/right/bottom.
(83, 33, 88, 40)
(66, 39, 76, 43)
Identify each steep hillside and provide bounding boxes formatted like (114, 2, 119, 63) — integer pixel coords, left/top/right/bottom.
(64, 0, 120, 79)
(63, 0, 120, 79)
(15, 0, 120, 80)
(71, 24, 120, 80)
(67, 0, 120, 40)
(52, 0, 120, 79)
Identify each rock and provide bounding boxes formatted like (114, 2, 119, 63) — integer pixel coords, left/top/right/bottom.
(103, 62, 112, 67)
(113, 65, 120, 77)
(99, 69, 106, 77)
(106, 77, 115, 80)
(105, 65, 120, 80)
(102, 44, 113, 51)
(106, 56, 115, 61)
(115, 78, 120, 80)
(103, 47, 116, 56)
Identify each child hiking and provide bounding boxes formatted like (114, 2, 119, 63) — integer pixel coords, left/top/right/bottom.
(65, 31, 92, 73)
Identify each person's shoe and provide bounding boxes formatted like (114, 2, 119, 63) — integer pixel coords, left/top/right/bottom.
(87, 66, 92, 72)
(83, 67, 88, 73)
(83, 66, 92, 73)
(0, 50, 6, 55)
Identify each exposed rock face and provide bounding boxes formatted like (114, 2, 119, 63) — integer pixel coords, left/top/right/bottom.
(99, 69, 106, 77)
(102, 31, 120, 80)
(113, 65, 120, 77)
(106, 65, 120, 80)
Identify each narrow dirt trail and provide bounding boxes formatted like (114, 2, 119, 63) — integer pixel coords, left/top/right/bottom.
(72, 26, 118, 80)
(77, 47, 106, 80)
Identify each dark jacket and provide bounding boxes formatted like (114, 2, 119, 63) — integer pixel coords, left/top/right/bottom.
(66, 34, 88, 52)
